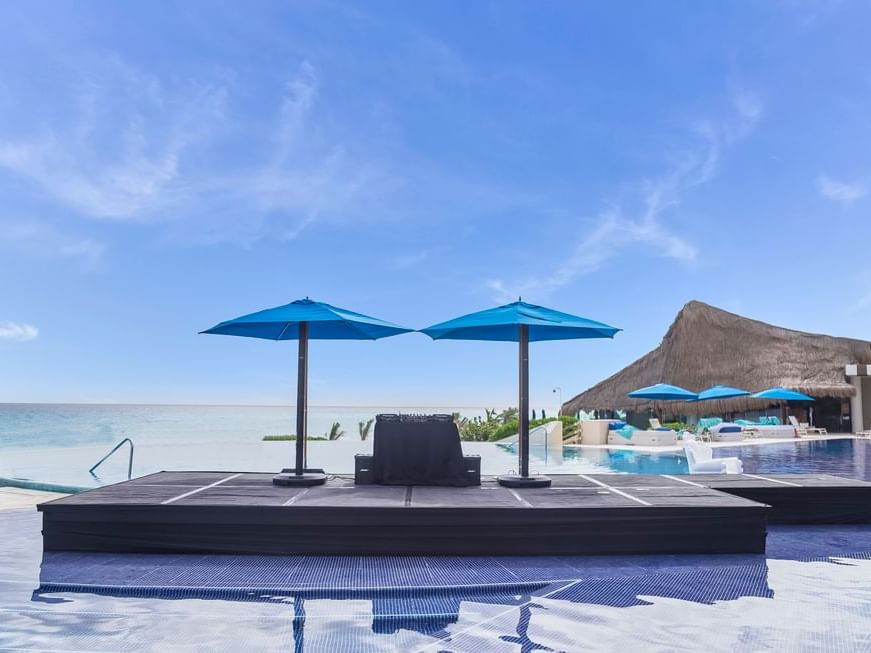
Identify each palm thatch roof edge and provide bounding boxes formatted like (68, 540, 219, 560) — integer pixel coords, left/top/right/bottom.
(562, 300, 871, 415)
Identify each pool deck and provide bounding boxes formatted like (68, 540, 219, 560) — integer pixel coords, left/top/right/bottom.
(0, 487, 67, 511)
(37, 471, 871, 557)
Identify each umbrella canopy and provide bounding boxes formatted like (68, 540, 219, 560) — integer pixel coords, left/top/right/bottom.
(421, 300, 620, 488)
(201, 298, 412, 340)
(694, 385, 751, 402)
(421, 301, 620, 342)
(751, 387, 814, 401)
(201, 298, 412, 486)
(628, 383, 698, 401)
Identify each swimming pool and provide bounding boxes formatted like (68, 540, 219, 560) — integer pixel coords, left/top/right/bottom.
(563, 438, 871, 481)
(4, 439, 871, 650)
(3, 509, 871, 651)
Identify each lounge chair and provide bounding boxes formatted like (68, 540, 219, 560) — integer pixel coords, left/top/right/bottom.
(708, 422, 744, 442)
(630, 429, 677, 446)
(607, 424, 677, 446)
(683, 439, 743, 474)
(788, 416, 828, 437)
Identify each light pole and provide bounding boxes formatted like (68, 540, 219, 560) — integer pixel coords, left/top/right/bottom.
(553, 386, 562, 417)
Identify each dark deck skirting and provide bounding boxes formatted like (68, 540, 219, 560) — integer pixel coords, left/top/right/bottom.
(38, 471, 871, 556)
(699, 473, 871, 524)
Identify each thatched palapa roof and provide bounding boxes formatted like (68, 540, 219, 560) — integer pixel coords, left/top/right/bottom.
(563, 300, 871, 415)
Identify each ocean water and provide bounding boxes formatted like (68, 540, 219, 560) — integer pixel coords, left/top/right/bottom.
(0, 403, 487, 449)
(0, 403, 583, 488)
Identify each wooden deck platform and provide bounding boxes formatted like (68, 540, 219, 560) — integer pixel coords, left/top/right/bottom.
(36, 471, 871, 556)
(696, 473, 871, 523)
(38, 471, 769, 556)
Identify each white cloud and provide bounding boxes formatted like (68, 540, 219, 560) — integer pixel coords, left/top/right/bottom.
(486, 87, 764, 301)
(0, 321, 38, 342)
(0, 220, 105, 267)
(486, 201, 697, 302)
(0, 49, 515, 249)
(0, 57, 228, 220)
(817, 174, 867, 205)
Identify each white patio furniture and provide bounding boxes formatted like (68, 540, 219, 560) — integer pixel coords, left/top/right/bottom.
(789, 415, 828, 436)
(683, 440, 743, 474)
(708, 422, 744, 442)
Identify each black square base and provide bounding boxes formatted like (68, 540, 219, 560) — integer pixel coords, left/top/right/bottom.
(273, 470, 327, 487)
(497, 475, 552, 488)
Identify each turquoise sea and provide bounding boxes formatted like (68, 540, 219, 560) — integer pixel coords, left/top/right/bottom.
(0, 403, 584, 489)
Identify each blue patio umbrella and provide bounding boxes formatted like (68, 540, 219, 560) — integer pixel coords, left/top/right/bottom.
(628, 383, 698, 401)
(751, 387, 814, 402)
(694, 385, 751, 401)
(421, 300, 620, 488)
(628, 383, 697, 421)
(201, 298, 412, 486)
(751, 387, 814, 424)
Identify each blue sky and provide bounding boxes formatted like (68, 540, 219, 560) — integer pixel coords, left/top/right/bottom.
(1, 1, 870, 409)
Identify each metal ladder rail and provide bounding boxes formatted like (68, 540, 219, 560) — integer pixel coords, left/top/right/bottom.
(89, 438, 134, 480)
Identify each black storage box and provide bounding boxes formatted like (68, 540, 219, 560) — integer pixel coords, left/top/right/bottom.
(462, 455, 481, 486)
(355, 454, 376, 485)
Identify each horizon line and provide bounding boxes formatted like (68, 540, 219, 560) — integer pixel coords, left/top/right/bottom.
(0, 401, 562, 409)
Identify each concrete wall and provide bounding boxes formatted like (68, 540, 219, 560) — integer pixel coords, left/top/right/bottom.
(863, 378, 871, 431)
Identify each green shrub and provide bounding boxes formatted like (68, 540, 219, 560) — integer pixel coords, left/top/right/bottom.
(485, 415, 580, 442)
(262, 434, 327, 441)
(661, 421, 692, 432)
(455, 409, 578, 442)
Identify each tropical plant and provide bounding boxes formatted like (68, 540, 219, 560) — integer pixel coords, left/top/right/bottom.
(456, 416, 496, 442)
(453, 407, 523, 441)
(325, 422, 345, 440)
(358, 418, 374, 441)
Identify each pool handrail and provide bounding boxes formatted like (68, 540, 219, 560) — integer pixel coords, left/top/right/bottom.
(89, 438, 134, 480)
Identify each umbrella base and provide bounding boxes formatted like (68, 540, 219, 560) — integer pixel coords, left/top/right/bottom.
(497, 475, 552, 488)
(273, 469, 327, 487)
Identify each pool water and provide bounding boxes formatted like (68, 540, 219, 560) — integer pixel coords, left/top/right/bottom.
(2, 509, 871, 652)
(563, 437, 871, 480)
(4, 439, 871, 650)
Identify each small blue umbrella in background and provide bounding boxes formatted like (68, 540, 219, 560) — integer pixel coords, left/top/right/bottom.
(628, 383, 698, 401)
(751, 387, 814, 424)
(751, 387, 814, 402)
(422, 300, 620, 488)
(627, 383, 698, 421)
(694, 385, 751, 401)
(201, 298, 412, 486)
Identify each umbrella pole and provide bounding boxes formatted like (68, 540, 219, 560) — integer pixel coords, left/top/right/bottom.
(274, 320, 326, 487)
(497, 325, 551, 488)
(295, 321, 308, 476)
(519, 324, 530, 477)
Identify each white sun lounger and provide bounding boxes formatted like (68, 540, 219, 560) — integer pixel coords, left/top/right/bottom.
(608, 428, 677, 446)
(683, 439, 743, 474)
(788, 415, 828, 436)
(708, 422, 744, 442)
